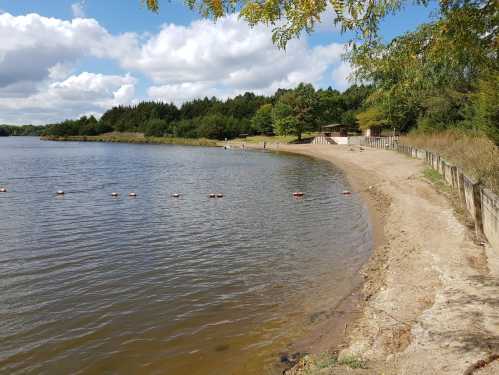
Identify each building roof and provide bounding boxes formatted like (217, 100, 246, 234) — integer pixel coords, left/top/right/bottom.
(322, 124, 344, 128)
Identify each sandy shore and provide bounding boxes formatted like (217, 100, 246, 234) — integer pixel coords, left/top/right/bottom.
(236, 143, 499, 374)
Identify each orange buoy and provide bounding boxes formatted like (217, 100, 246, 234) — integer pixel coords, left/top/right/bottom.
(56, 190, 65, 195)
(216, 193, 224, 198)
(293, 192, 304, 197)
(0, 187, 7, 193)
(111, 192, 119, 197)
(209, 193, 216, 198)
(128, 192, 137, 197)
(342, 190, 351, 195)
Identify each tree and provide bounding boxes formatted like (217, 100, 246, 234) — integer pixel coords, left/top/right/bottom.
(471, 73, 499, 144)
(356, 106, 388, 130)
(272, 96, 294, 136)
(316, 88, 344, 125)
(144, 118, 168, 137)
(349, 3, 498, 136)
(251, 104, 273, 134)
(271, 83, 318, 140)
(79, 116, 99, 136)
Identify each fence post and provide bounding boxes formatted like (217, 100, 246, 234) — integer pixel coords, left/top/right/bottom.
(473, 183, 484, 237)
(456, 168, 465, 202)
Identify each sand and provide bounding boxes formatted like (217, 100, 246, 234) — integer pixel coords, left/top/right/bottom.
(237, 143, 499, 374)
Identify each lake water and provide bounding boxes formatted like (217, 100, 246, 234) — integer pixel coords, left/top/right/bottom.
(0, 137, 371, 374)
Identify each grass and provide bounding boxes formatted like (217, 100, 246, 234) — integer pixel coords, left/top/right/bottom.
(295, 353, 367, 375)
(41, 132, 219, 147)
(422, 167, 475, 229)
(423, 168, 450, 192)
(402, 130, 499, 195)
(337, 355, 368, 369)
(314, 353, 339, 369)
(42, 132, 321, 147)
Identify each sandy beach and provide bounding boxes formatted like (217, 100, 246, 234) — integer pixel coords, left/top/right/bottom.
(237, 143, 499, 374)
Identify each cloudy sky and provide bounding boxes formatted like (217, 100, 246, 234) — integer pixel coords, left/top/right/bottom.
(0, 0, 435, 125)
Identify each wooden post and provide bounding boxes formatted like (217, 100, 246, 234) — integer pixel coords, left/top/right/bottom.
(472, 182, 484, 237)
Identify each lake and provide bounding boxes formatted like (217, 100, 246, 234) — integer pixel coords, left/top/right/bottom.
(0, 137, 371, 374)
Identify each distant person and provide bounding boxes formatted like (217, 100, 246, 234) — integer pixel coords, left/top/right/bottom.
(263, 141, 266, 149)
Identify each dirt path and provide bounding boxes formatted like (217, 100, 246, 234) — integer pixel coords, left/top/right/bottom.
(244, 143, 499, 374)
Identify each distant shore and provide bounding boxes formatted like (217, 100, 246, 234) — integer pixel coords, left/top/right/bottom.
(40, 132, 317, 148)
(41, 133, 219, 147)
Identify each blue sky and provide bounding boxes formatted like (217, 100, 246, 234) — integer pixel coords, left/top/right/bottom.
(0, 0, 438, 124)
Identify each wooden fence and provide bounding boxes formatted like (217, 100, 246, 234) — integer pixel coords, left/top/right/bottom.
(361, 136, 399, 149)
(362, 137, 499, 251)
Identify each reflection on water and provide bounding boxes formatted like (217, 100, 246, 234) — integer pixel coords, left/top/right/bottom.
(0, 137, 371, 374)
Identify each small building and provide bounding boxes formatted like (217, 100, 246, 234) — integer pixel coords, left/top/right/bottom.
(312, 124, 364, 145)
(364, 127, 382, 137)
(322, 124, 348, 137)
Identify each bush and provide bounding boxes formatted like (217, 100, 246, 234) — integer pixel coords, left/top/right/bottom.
(144, 118, 168, 137)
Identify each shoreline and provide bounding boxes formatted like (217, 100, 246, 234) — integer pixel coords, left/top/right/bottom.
(237, 142, 389, 367)
(236, 142, 499, 374)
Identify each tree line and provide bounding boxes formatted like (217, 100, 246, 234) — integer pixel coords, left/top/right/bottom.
(0, 125, 46, 136)
(41, 84, 372, 140)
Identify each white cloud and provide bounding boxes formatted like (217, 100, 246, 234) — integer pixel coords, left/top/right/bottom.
(48, 62, 74, 81)
(0, 72, 136, 124)
(0, 12, 137, 91)
(71, 1, 86, 18)
(331, 61, 353, 91)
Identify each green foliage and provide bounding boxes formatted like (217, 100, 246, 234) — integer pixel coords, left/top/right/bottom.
(356, 106, 388, 130)
(271, 83, 318, 140)
(251, 103, 273, 134)
(471, 73, 499, 144)
(423, 167, 450, 191)
(416, 90, 468, 132)
(0, 125, 46, 136)
(349, 2, 498, 139)
(196, 113, 238, 139)
(273, 116, 299, 136)
(316, 88, 344, 124)
(341, 109, 359, 128)
(144, 118, 168, 137)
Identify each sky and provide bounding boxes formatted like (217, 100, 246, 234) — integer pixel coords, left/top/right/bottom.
(0, 0, 438, 125)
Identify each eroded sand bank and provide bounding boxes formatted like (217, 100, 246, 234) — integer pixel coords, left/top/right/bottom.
(241, 143, 499, 374)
